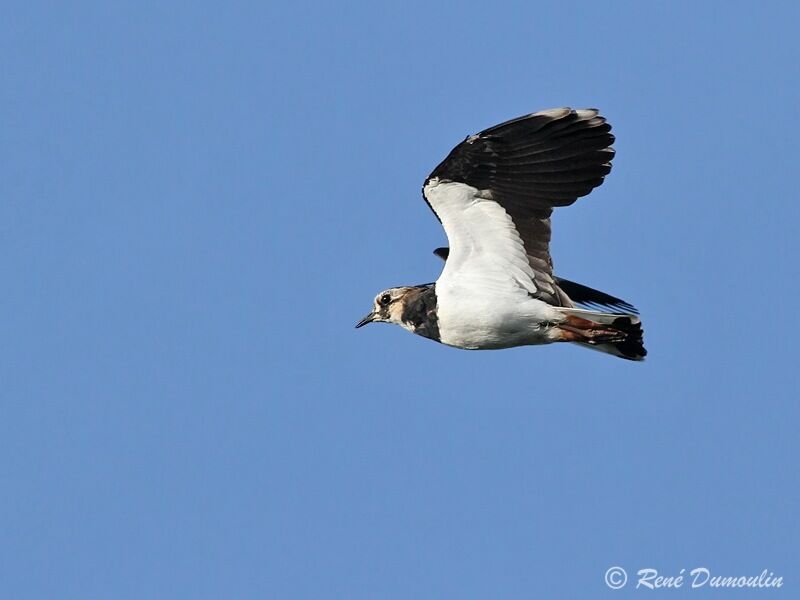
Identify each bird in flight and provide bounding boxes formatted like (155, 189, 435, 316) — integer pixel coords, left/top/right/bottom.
(356, 108, 646, 360)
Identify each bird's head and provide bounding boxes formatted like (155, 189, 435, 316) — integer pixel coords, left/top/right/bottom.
(355, 287, 417, 329)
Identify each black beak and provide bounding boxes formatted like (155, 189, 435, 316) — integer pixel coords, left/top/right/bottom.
(355, 311, 376, 329)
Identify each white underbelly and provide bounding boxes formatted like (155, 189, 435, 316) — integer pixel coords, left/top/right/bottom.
(436, 285, 561, 350)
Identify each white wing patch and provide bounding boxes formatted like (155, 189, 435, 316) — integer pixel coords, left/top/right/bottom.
(424, 178, 536, 295)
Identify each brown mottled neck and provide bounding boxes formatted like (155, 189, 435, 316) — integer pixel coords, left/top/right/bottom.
(401, 285, 440, 342)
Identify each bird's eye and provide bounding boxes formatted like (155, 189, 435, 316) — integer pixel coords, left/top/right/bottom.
(380, 294, 391, 306)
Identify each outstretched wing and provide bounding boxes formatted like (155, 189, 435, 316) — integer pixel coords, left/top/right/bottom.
(433, 246, 638, 314)
(422, 108, 614, 305)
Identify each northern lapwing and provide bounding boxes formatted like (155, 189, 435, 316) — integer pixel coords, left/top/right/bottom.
(356, 108, 646, 360)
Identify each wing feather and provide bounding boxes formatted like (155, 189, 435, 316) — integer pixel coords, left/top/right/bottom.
(422, 107, 615, 305)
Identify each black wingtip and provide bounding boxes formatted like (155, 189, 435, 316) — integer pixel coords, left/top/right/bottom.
(433, 247, 449, 261)
(556, 277, 639, 315)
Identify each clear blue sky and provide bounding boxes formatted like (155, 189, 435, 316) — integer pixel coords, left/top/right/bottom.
(2, 2, 798, 598)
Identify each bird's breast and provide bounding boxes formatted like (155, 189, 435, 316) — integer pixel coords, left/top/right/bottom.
(434, 282, 559, 349)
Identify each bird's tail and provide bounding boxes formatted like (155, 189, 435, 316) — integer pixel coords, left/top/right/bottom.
(555, 308, 646, 361)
